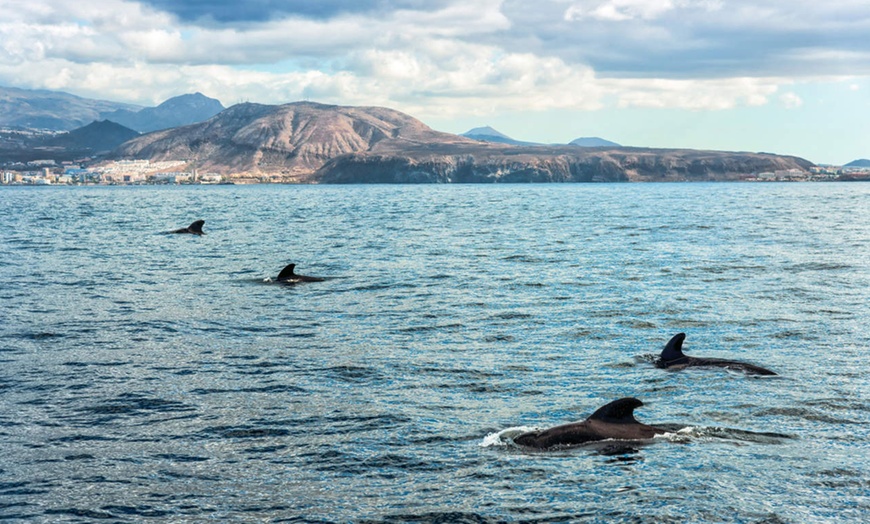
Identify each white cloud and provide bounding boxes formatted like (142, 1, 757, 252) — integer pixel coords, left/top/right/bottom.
(779, 92, 803, 109)
(610, 77, 780, 110)
(564, 0, 670, 21)
(563, 0, 723, 22)
(1, 0, 868, 121)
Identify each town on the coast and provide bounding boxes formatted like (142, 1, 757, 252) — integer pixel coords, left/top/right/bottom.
(3, 157, 869, 186)
(2, 159, 231, 185)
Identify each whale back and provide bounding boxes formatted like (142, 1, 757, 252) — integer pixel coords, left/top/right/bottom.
(587, 397, 643, 424)
(277, 263, 297, 281)
(660, 333, 687, 362)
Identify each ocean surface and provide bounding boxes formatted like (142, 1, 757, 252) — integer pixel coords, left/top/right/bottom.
(1, 183, 868, 523)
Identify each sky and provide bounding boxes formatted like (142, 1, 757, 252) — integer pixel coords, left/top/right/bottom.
(1, 0, 868, 164)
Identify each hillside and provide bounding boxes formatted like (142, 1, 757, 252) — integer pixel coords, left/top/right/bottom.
(315, 145, 815, 183)
(114, 101, 814, 183)
(571, 137, 621, 148)
(113, 101, 475, 177)
(48, 120, 140, 152)
(101, 93, 225, 132)
(0, 86, 141, 131)
(0, 86, 223, 133)
(461, 126, 540, 146)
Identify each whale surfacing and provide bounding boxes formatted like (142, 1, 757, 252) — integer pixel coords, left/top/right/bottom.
(276, 263, 325, 283)
(171, 220, 205, 235)
(655, 333, 777, 376)
(513, 398, 666, 449)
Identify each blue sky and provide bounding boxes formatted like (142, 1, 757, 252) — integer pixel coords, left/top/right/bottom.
(1, 0, 868, 164)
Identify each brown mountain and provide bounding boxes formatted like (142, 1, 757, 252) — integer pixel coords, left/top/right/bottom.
(113, 101, 814, 182)
(113, 101, 473, 179)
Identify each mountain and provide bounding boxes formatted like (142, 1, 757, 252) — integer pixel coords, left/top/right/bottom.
(0, 86, 141, 131)
(101, 93, 225, 133)
(113, 101, 473, 177)
(461, 126, 540, 146)
(844, 159, 870, 167)
(113, 101, 814, 183)
(0, 120, 140, 163)
(462, 127, 622, 148)
(571, 137, 621, 148)
(48, 120, 140, 153)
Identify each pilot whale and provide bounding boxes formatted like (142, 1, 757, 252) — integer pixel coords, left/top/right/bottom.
(655, 333, 777, 376)
(170, 220, 205, 235)
(276, 263, 325, 283)
(513, 397, 666, 449)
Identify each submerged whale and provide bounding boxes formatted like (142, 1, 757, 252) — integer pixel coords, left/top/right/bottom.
(276, 263, 325, 283)
(170, 220, 205, 235)
(654, 333, 777, 376)
(513, 397, 666, 449)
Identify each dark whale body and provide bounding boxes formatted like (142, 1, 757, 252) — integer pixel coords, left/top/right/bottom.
(276, 263, 325, 283)
(170, 220, 205, 235)
(513, 398, 666, 449)
(655, 333, 777, 376)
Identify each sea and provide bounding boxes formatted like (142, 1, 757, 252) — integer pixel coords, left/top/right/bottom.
(1, 182, 868, 523)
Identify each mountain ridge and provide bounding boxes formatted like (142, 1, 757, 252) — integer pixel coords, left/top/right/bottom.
(114, 101, 474, 177)
(114, 101, 814, 182)
(0, 86, 223, 132)
(48, 120, 140, 152)
(101, 93, 225, 132)
(0, 86, 141, 131)
(571, 137, 621, 148)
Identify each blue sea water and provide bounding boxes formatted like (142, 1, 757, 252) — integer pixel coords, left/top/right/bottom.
(0, 183, 868, 523)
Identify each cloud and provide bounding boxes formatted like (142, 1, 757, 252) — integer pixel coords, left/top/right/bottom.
(564, 0, 681, 22)
(779, 92, 803, 108)
(505, 0, 870, 78)
(1, 0, 869, 120)
(137, 0, 454, 23)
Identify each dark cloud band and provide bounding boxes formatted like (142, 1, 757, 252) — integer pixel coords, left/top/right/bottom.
(141, 0, 451, 23)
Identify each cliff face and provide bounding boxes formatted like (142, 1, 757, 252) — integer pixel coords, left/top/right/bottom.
(313, 146, 813, 183)
(113, 101, 814, 182)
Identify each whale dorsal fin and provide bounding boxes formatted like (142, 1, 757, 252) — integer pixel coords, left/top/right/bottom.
(277, 263, 297, 281)
(187, 220, 205, 234)
(660, 333, 687, 361)
(587, 397, 643, 424)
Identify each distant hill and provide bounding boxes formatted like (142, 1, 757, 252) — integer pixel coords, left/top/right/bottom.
(570, 137, 621, 147)
(461, 126, 541, 146)
(114, 101, 474, 177)
(49, 120, 140, 153)
(0, 86, 141, 131)
(844, 159, 870, 167)
(0, 86, 224, 133)
(114, 101, 815, 183)
(0, 120, 141, 163)
(461, 127, 621, 148)
(101, 93, 225, 133)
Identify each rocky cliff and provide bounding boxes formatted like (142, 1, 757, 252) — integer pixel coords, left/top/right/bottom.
(314, 145, 813, 183)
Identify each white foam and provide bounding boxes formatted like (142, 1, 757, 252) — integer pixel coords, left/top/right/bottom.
(479, 426, 539, 447)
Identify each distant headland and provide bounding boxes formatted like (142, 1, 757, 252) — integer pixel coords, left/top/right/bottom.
(2, 86, 867, 185)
